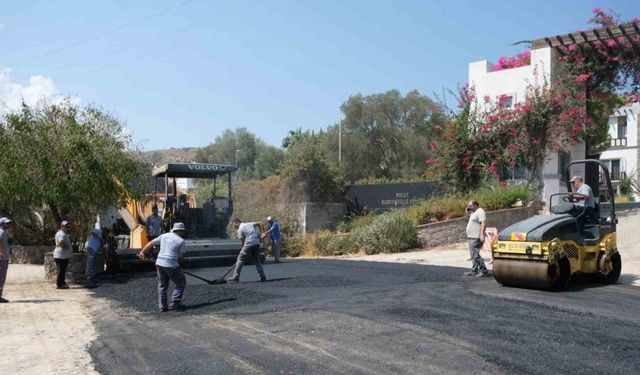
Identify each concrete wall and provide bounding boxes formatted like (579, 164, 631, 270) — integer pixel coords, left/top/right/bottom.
(11, 246, 50, 264)
(44, 252, 105, 283)
(298, 203, 346, 235)
(469, 48, 553, 113)
(417, 202, 542, 248)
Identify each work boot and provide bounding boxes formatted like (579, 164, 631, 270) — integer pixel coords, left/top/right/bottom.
(260, 276, 267, 282)
(0, 297, 8, 303)
(463, 271, 475, 276)
(226, 277, 239, 283)
(170, 303, 187, 311)
(476, 272, 488, 278)
(56, 284, 69, 289)
(160, 307, 169, 313)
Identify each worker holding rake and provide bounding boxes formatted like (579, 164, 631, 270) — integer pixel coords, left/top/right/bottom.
(138, 222, 188, 312)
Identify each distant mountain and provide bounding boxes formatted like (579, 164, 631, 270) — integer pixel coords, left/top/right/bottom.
(144, 147, 198, 166)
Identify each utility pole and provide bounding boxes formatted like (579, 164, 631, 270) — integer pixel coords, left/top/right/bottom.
(235, 149, 239, 182)
(338, 110, 342, 164)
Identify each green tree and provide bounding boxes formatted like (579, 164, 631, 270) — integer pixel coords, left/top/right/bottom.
(0, 101, 149, 241)
(327, 89, 446, 183)
(281, 134, 343, 202)
(195, 127, 283, 180)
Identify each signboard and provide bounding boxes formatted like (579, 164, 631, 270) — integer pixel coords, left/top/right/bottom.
(347, 182, 442, 212)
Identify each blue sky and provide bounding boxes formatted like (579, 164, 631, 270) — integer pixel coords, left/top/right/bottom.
(0, 1, 636, 150)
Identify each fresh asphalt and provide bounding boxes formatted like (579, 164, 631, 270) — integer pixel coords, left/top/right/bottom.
(89, 259, 640, 375)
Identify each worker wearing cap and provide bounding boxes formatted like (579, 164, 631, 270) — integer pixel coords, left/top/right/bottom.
(0, 217, 14, 302)
(146, 204, 163, 255)
(138, 222, 188, 312)
(85, 225, 103, 285)
(53, 221, 73, 289)
(263, 216, 282, 263)
(569, 175, 596, 226)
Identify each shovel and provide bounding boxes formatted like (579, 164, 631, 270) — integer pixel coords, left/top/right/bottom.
(183, 262, 236, 285)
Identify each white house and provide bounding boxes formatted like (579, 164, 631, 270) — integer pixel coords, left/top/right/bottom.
(468, 47, 586, 203)
(599, 102, 639, 199)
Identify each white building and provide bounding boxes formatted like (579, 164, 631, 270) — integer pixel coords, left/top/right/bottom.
(599, 102, 639, 199)
(468, 47, 585, 203)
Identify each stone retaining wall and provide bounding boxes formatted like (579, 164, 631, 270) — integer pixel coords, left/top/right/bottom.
(44, 252, 105, 283)
(11, 245, 51, 264)
(417, 201, 542, 248)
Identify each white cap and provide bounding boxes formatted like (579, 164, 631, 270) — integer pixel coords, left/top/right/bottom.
(267, 216, 273, 221)
(0, 217, 12, 225)
(61, 220, 70, 227)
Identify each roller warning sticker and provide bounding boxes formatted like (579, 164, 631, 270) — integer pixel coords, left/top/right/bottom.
(510, 232, 527, 241)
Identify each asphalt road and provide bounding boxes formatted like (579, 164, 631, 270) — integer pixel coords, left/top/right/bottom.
(89, 259, 640, 375)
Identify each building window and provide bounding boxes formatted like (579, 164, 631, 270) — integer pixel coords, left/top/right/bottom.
(558, 151, 570, 176)
(617, 116, 627, 139)
(602, 159, 623, 181)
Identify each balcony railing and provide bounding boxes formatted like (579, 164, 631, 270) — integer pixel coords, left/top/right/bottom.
(600, 171, 627, 182)
(610, 138, 627, 147)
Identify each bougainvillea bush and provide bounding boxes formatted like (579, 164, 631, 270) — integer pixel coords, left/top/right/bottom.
(428, 8, 638, 193)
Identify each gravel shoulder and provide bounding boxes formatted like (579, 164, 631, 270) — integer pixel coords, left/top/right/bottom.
(0, 265, 98, 375)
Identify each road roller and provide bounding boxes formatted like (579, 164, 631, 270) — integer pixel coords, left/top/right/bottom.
(492, 159, 621, 291)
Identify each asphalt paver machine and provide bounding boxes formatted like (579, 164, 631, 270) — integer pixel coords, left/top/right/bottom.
(492, 159, 621, 291)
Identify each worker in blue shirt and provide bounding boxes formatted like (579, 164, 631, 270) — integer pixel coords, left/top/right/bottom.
(263, 216, 282, 263)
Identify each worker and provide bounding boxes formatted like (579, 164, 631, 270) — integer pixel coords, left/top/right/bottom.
(0, 217, 14, 303)
(53, 221, 73, 289)
(146, 204, 163, 257)
(263, 216, 282, 263)
(228, 218, 267, 282)
(138, 222, 188, 312)
(569, 175, 596, 226)
(85, 225, 103, 286)
(463, 201, 488, 278)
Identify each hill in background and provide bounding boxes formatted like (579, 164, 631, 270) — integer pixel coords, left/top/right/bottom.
(144, 147, 197, 166)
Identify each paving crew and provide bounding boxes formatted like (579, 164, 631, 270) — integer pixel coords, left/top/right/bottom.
(84, 225, 103, 285)
(569, 175, 596, 227)
(138, 222, 188, 312)
(464, 201, 488, 278)
(145, 204, 163, 256)
(229, 218, 267, 282)
(54, 221, 73, 289)
(263, 215, 282, 263)
(0, 217, 14, 303)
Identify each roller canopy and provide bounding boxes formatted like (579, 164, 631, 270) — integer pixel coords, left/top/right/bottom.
(152, 163, 237, 179)
(498, 214, 576, 242)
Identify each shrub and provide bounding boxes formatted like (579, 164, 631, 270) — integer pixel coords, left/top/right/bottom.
(281, 235, 305, 258)
(336, 213, 375, 233)
(351, 210, 417, 255)
(407, 184, 531, 225)
(313, 233, 360, 256)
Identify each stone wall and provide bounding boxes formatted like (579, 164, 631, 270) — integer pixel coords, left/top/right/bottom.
(44, 252, 105, 283)
(11, 245, 51, 264)
(417, 201, 542, 248)
(298, 203, 346, 235)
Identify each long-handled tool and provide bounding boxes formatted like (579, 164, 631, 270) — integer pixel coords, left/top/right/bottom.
(183, 262, 236, 285)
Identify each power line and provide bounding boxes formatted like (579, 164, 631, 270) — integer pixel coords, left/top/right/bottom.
(48, 23, 198, 73)
(9, 0, 192, 67)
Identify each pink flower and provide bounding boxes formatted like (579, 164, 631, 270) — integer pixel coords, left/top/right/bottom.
(483, 95, 491, 104)
(593, 7, 602, 14)
(632, 17, 640, 23)
(576, 73, 592, 82)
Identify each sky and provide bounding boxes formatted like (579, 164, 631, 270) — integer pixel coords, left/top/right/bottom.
(0, 0, 637, 151)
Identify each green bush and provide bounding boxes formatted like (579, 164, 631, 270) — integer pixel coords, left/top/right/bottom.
(314, 233, 360, 256)
(336, 213, 375, 233)
(351, 210, 417, 255)
(281, 235, 305, 258)
(407, 184, 530, 225)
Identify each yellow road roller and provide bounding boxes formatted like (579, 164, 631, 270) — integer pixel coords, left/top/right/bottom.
(492, 159, 621, 291)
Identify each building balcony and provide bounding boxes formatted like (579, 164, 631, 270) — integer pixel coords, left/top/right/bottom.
(600, 171, 627, 182)
(610, 138, 627, 147)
